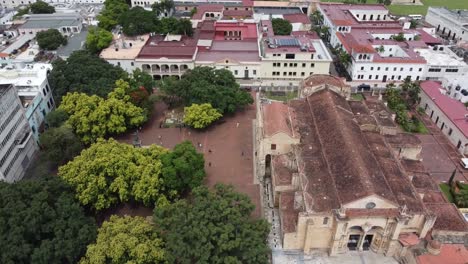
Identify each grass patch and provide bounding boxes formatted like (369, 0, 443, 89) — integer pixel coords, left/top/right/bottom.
(265, 91, 297, 102)
(439, 183, 455, 203)
(351, 93, 364, 101)
(387, 5, 428, 16)
(414, 119, 429, 134)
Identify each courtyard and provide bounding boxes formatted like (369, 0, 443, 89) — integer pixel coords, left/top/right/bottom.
(118, 97, 262, 217)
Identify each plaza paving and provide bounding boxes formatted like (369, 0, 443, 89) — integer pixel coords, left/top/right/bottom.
(118, 97, 262, 217)
(272, 250, 398, 264)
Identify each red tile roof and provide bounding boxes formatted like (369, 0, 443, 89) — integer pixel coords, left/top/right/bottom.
(192, 4, 224, 20)
(420, 81, 468, 138)
(319, 3, 393, 27)
(417, 244, 468, 264)
(222, 9, 253, 18)
(398, 233, 420, 247)
(262, 101, 296, 138)
(283, 13, 311, 25)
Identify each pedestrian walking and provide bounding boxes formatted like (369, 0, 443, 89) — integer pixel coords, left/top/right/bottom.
(208, 149, 212, 153)
(208, 162, 211, 167)
(241, 151, 244, 156)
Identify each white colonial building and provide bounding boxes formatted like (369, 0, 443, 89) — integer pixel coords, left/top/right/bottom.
(426, 7, 468, 43)
(420, 81, 468, 155)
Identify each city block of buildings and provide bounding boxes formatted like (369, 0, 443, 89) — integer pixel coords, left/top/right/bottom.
(318, 3, 467, 86)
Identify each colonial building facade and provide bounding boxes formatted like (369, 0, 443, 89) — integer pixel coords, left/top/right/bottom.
(256, 75, 441, 256)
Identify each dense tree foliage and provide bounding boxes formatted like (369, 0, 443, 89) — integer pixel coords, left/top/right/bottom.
(36, 29, 67, 50)
(80, 216, 166, 264)
(0, 177, 97, 264)
(183, 103, 222, 129)
(86, 26, 113, 53)
(40, 125, 83, 167)
(59, 80, 146, 143)
(160, 67, 253, 114)
(152, 0, 174, 16)
(45, 109, 69, 128)
(30, 1, 55, 14)
(58, 139, 168, 210)
(160, 140, 205, 196)
(154, 184, 270, 264)
(119, 7, 158, 36)
(48, 50, 127, 103)
(159, 17, 193, 36)
(127, 69, 156, 117)
(98, 0, 129, 30)
(271, 18, 292, 35)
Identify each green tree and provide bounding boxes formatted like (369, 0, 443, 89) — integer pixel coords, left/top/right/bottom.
(160, 141, 205, 196)
(385, 86, 404, 110)
(58, 139, 168, 210)
(160, 67, 253, 114)
(59, 80, 146, 144)
(14, 6, 30, 18)
(119, 7, 157, 36)
(392, 32, 405, 42)
(183, 103, 222, 129)
(271, 18, 292, 35)
(30, 0, 55, 14)
(45, 109, 69, 128)
(0, 177, 97, 264)
(190, 7, 197, 17)
(152, 0, 174, 16)
(176, 18, 193, 36)
(384, 0, 391, 5)
(86, 26, 113, 54)
(154, 184, 270, 264)
(309, 10, 323, 25)
(36, 29, 67, 50)
(98, 0, 129, 30)
(80, 216, 166, 264)
(48, 50, 127, 103)
(40, 125, 83, 167)
(395, 104, 410, 131)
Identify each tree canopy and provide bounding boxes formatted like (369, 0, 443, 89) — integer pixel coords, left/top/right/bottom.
(80, 216, 166, 264)
(39, 125, 83, 167)
(183, 103, 222, 129)
(160, 67, 253, 114)
(48, 50, 127, 103)
(86, 26, 113, 53)
(45, 109, 69, 128)
(271, 18, 292, 35)
(98, 0, 129, 30)
(30, 1, 55, 14)
(36, 29, 67, 50)
(58, 138, 168, 210)
(119, 7, 158, 36)
(160, 140, 205, 196)
(0, 177, 97, 264)
(58, 80, 146, 144)
(154, 184, 270, 264)
(152, 0, 174, 16)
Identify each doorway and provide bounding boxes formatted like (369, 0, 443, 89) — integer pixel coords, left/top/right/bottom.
(265, 154, 271, 178)
(382, 75, 387, 82)
(363, 235, 373, 251)
(244, 69, 249, 79)
(347, 235, 360, 251)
